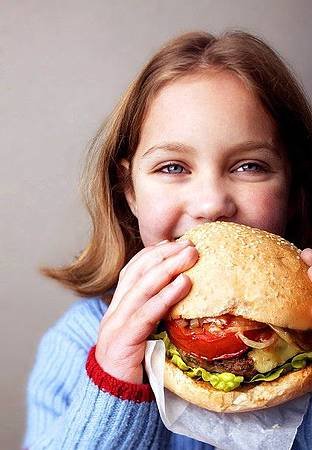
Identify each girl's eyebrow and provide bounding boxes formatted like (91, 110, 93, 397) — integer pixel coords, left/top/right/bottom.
(141, 140, 282, 159)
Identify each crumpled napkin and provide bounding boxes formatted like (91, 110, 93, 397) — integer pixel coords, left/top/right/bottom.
(145, 339, 310, 450)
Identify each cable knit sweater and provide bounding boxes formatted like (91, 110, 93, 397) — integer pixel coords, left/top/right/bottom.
(23, 298, 312, 449)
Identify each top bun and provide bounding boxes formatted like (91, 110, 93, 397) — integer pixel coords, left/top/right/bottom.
(169, 222, 312, 330)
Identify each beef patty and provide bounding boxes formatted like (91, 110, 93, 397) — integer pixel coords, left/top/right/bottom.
(179, 348, 258, 378)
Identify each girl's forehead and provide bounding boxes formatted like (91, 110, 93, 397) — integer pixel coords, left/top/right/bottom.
(143, 72, 271, 130)
(151, 71, 250, 106)
(136, 71, 279, 156)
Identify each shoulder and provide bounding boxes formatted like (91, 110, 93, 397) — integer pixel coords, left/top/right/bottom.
(55, 297, 108, 328)
(45, 296, 110, 351)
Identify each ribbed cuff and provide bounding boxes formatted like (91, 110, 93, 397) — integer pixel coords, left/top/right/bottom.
(86, 346, 155, 403)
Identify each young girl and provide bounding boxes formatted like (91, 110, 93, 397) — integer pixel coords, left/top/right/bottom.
(24, 31, 312, 449)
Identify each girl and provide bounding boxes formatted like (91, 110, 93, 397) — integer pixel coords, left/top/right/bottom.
(24, 31, 312, 449)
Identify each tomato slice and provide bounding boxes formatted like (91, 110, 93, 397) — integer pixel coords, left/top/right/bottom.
(166, 318, 273, 361)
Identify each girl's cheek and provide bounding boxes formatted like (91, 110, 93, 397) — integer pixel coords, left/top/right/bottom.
(136, 194, 183, 245)
(241, 185, 289, 235)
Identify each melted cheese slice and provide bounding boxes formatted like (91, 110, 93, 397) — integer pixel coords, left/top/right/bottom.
(249, 336, 301, 373)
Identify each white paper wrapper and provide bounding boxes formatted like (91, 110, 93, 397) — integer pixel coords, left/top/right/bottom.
(145, 340, 310, 450)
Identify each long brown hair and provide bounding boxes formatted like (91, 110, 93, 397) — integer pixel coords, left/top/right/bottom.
(41, 30, 312, 300)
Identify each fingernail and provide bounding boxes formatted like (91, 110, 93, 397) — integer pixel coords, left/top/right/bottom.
(156, 239, 169, 246)
(172, 274, 185, 285)
(176, 239, 194, 246)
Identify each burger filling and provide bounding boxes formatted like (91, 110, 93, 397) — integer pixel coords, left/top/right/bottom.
(153, 314, 312, 392)
(178, 349, 257, 378)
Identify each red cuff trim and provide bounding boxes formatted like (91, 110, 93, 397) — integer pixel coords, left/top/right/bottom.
(86, 346, 155, 403)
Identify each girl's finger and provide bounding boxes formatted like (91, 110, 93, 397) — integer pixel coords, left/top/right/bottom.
(120, 239, 194, 280)
(118, 241, 171, 279)
(301, 248, 312, 266)
(114, 245, 198, 320)
(108, 240, 194, 314)
(128, 273, 192, 344)
(120, 239, 169, 272)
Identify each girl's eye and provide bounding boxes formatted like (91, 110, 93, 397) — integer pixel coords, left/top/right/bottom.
(157, 161, 267, 175)
(235, 162, 266, 173)
(159, 163, 187, 174)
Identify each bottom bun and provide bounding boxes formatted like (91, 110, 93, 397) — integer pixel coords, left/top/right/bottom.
(164, 359, 312, 412)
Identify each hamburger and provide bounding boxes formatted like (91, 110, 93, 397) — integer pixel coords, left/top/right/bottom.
(154, 221, 312, 412)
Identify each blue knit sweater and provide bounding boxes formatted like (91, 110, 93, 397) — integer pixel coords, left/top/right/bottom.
(23, 298, 312, 449)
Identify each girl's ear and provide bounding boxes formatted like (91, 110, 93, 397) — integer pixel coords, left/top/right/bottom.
(118, 159, 137, 217)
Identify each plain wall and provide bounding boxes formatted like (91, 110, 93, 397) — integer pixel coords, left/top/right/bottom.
(1, 1, 312, 448)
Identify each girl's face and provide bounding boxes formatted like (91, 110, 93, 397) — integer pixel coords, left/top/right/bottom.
(123, 71, 291, 246)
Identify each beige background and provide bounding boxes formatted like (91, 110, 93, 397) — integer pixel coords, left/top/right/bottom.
(1, 1, 312, 448)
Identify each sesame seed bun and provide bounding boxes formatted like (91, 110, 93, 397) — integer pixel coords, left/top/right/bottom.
(164, 221, 312, 412)
(169, 221, 312, 330)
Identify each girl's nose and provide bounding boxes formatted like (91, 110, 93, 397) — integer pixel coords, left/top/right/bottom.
(185, 179, 237, 222)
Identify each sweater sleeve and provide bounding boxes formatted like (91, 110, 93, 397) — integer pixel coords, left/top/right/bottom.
(23, 299, 170, 450)
(292, 395, 312, 450)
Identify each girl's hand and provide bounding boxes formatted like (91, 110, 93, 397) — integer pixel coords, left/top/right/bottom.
(95, 240, 199, 384)
(300, 248, 312, 282)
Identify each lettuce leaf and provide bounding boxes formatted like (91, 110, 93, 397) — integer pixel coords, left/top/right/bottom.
(152, 332, 312, 392)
